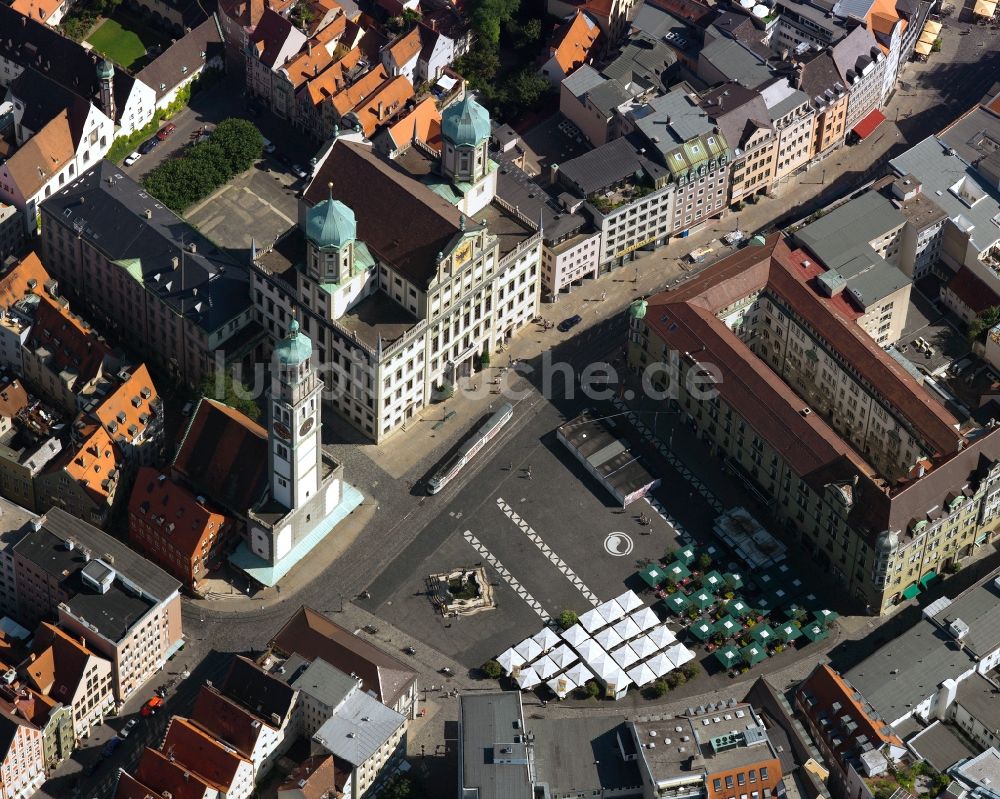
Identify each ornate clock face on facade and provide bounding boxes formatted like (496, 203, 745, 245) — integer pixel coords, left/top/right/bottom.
(273, 421, 291, 441)
(299, 417, 315, 437)
(454, 240, 473, 268)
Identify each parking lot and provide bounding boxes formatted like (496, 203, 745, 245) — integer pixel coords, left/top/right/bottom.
(184, 161, 301, 253)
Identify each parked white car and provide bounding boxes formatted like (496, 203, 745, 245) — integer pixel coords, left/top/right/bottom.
(124, 151, 141, 166)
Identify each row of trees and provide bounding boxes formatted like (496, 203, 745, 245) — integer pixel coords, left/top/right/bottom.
(143, 118, 263, 212)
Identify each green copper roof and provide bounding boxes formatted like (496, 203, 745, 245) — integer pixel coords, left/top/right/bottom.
(442, 95, 491, 147)
(629, 299, 648, 320)
(274, 318, 313, 366)
(97, 58, 114, 79)
(113, 258, 143, 283)
(306, 197, 356, 250)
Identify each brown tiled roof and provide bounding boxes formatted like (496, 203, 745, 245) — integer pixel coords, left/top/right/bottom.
(302, 48, 363, 106)
(25, 623, 98, 702)
(250, 7, 299, 67)
(95, 364, 160, 447)
(114, 771, 166, 799)
(268, 606, 416, 708)
(304, 141, 462, 288)
(347, 75, 414, 135)
(330, 65, 390, 116)
(134, 746, 216, 799)
(279, 754, 349, 798)
(384, 96, 442, 150)
(314, 12, 348, 44)
(136, 16, 224, 102)
(646, 0, 717, 25)
(58, 425, 121, 502)
(3, 109, 75, 199)
(0, 377, 29, 420)
(171, 398, 268, 516)
(0, 252, 51, 312)
(549, 11, 601, 76)
(27, 296, 111, 388)
(946, 266, 1000, 315)
(128, 467, 232, 566)
(161, 717, 249, 790)
(10, 0, 63, 22)
(191, 683, 271, 759)
(385, 26, 421, 67)
(284, 42, 339, 89)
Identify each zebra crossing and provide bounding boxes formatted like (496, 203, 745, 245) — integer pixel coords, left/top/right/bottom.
(496, 497, 600, 608)
(613, 398, 724, 514)
(462, 530, 550, 622)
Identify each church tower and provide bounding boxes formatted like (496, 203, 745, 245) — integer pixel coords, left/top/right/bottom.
(97, 58, 116, 123)
(441, 95, 491, 185)
(305, 182, 356, 285)
(268, 318, 322, 510)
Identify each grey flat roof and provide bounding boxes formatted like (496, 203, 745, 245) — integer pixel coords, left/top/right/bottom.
(954, 747, 1000, 790)
(460, 692, 533, 799)
(587, 79, 634, 117)
(700, 38, 773, 89)
(14, 507, 179, 601)
(634, 90, 714, 150)
(938, 105, 1000, 167)
(795, 190, 906, 263)
(602, 35, 676, 94)
(844, 572, 1000, 724)
(891, 136, 1000, 256)
(64, 576, 155, 643)
(956, 674, 1000, 733)
(291, 657, 358, 710)
(908, 721, 979, 772)
(558, 136, 669, 197)
(0, 498, 39, 554)
(563, 64, 604, 99)
(494, 163, 587, 245)
(313, 688, 404, 767)
(531, 717, 641, 796)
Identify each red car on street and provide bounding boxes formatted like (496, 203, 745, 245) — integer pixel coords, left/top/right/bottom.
(156, 123, 177, 141)
(141, 696, 164, 716)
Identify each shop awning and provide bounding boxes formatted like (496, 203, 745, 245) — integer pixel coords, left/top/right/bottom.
(919, 569, 938, 587)
(853, 108, 886, 139)
(902, 582, 921, 600)
(914, 40, 933, 55)
(918, 30, 937, 45)
(973, 0, 996, 16)
(923, 19, 941, 34)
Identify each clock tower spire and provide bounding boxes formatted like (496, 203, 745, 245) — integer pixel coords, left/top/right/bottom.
(268, 316, 322, 510)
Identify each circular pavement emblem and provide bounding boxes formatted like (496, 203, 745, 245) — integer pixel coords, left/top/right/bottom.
(604, 532, 634, 557)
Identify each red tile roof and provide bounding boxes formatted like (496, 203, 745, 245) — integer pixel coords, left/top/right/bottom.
(0, 252, 51, 312)
(160, 717, 250, 791)
(279, 755, 349, 798)
(133, 747, 215, 799)
(946, 266, 1000, 316)
(172, 398, 268, 516)
(384, 96, 442, 151)
(269, 606, 416, 708)
(27, 296, 111, 389)
(114, 771, 166, 799)
(95, 364, 160, 447)
(59, 425, 121, 502)
(25, 623, 102, 702)
(549, 11, 601, 76)
(128, 467, 233, 578)
(798, 664, 903, 764)
(386, 26, 421, 67)
(190, 683, 271, 759)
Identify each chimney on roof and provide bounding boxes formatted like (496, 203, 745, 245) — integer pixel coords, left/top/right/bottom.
(377, 100, 384, 120)
(144, 209, 152, 219)
(308, 40, 313, 57)
(314, 64, 319, 76)
(172, 256, 180, 269)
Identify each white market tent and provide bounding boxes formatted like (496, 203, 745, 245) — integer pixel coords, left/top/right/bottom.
(547, 673, 577, 698)
(516, 667, 540, 690)
(665, 643, 696, 668)
(496, 647, 525, 675)
(594, 626, 624, 651)
(628, 662, 657, 687)
(613, 616, 642, 642)
(612, 643, 640, 669)
(565, 661, 595, 685)
(615, 590, 644, 614)
(631, 606, 660, 632)
(647, 652, 674, 677)
(579, 608, 607, 633)
(577, 638, 608, 665)
(561, 624, 590, 648)
(532, 627, 560, 653)
(596, 660, 633, 699)
(549, 643, 577, 669)
(596, 598, 627, 626)
(514, 637, 542, 662)
(534, 655, 559, 680)
(630, 634, 659, 660)
(647, 625, 677, 648)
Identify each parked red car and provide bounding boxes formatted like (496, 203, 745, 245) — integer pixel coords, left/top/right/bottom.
(156, 123, 177, 141)
(141, 696, 164, 716)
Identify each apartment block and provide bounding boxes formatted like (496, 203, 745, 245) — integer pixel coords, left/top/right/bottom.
(627, 236, 1000, 614)
(0, 704, 44, 799)
(0, 653, 73, 774)
(9, 507, 183, 704)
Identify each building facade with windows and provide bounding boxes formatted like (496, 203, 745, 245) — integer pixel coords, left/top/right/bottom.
(251, 99, 540, 442)
(627, 236, 1000, 614)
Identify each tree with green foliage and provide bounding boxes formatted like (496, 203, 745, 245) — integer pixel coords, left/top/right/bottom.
(201, 371, 261, 421)
(518, 18, 542, 47)
(508, 68, 549, 111)
(581, 679, 601, 698)
(290, 0, 315, 29)
(558, 610, 578, 630)
(482, 659, 503, 679)
(211, 118, 264, 174)
(380, 774, 415, 799)
(648, 679, 669, 698)
(696, 552, 713, 572)
(969, 306, 1000, 342)
(469, 0, 520, 46)
(682, 662, 700, 680)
